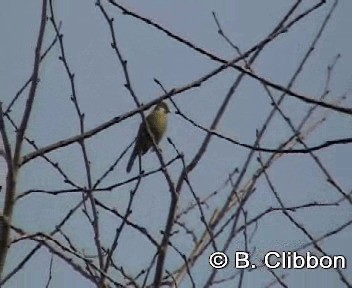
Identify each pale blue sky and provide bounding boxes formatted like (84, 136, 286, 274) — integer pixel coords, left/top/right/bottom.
(1, 0, 352, 287)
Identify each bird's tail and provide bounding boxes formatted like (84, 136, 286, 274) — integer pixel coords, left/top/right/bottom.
(126, 149, 137, 173)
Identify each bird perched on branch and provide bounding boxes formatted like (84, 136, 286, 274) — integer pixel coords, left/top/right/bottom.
(126, 102, 170, 173)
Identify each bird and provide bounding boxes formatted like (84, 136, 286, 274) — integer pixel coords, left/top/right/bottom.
(126, 101, 170, 173)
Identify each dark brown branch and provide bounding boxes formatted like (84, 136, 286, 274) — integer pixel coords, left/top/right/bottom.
(0, 0, 48, 279)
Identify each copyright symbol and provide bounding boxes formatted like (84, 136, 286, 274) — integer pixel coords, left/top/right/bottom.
(209, 252, 228, 269)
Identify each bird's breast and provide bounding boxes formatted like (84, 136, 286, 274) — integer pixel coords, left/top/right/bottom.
(147, 112, 167, 143)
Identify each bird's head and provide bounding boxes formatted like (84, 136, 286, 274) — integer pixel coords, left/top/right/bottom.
(154, 101, 170, 114)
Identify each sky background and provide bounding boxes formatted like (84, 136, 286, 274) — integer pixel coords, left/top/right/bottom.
(1, 0, 352, 287)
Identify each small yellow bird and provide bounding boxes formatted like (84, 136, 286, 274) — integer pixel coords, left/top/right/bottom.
(126, 101, 170, 173)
